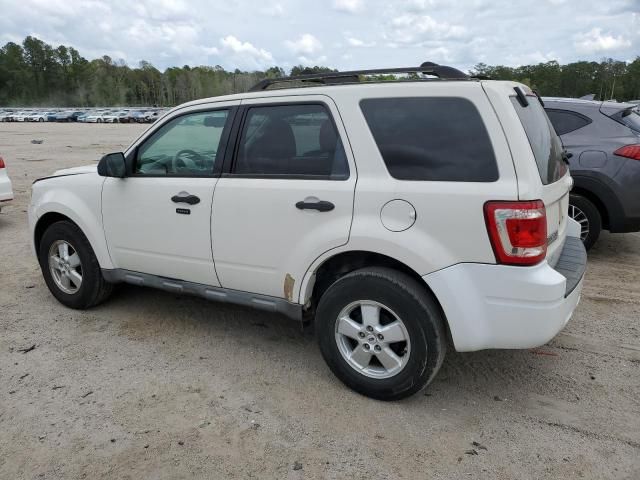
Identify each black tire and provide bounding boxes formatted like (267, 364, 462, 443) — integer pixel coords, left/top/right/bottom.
(38, 221, 113, 309)
(315, 267, 447, 401)
(569, 194, 601, 250)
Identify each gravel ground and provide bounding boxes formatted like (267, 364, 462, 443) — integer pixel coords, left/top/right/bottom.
(0, 123, 639, 480)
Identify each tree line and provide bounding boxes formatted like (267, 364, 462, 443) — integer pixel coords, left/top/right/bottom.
(1, 36, 638, 107)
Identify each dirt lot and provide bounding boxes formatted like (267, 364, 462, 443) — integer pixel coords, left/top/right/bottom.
(0, 123, 638, 479)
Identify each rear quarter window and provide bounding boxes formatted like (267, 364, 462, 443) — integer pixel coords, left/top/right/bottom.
(360, 97, 498, 182)
(545, 108, 592, 136)
(510, 97, 566, 185)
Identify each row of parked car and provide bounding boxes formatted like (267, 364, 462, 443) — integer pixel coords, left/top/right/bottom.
(0, 108, 166, 124)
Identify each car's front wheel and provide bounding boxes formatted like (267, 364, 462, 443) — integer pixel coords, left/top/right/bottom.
(38, 221, 113, 309)
(316, 267, 447, 400)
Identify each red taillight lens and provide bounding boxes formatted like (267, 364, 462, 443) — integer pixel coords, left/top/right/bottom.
(614, 144, 640, 160)
(484, 200, 547, 266)
(0, 156, 5, 169)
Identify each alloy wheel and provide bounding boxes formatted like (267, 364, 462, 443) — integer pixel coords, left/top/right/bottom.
(335, 300, 411, 379)
(569, 204, 589, 241)
(48, 240, 83, 294)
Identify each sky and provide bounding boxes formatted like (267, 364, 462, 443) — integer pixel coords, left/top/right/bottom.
(0, 0, 638, 72)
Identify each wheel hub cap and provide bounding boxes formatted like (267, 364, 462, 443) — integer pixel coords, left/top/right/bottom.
(335, 300, 411, 379)
(48, 240, 83, 294)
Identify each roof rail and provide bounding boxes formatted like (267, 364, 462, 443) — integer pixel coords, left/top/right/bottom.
(249, 62, 469, 92)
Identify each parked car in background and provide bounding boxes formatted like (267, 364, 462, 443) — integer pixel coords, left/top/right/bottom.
(144, 111, 162, 123)
(544, 97, 640, 249)
(129, 111, 149, 123)
(0, 111, 13, 122)
(103, 111, 130, 123)
(85, 111, 109, 123)
(29, 64, 586, 400)
(13, 111, 31, 122)
(0, 155, 14, 212)
(26, 111, 53, 122)
(55, 111, 84, 122)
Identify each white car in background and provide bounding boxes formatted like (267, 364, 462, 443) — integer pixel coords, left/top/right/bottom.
(103, 111, 130, 123)
(85, 111, 109, 123)
(0, 111, 13, 122)
(26, 111, 50, 122)
(0, 155, 14, 212)
(13, 111, 31, 122)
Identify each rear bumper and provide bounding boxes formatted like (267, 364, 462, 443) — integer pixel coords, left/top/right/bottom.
(423, 232, 587, 352)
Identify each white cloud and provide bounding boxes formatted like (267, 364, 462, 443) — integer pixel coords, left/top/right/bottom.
(285, 33, 323, 55)
(261, 3, 285, 17)
(574, 28, 632, 53)
(346, 36, 375, 47)
(388, 14, 467, 44)
(333, 0, 363, 13)
(297, 55, 328, 65)
(219, 35, 274, 69)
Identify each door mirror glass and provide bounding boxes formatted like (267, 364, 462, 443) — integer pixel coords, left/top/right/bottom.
(98, 152, 126, 178)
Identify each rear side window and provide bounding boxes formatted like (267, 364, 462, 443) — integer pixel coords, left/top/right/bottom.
(360, 97, 498, 182)
(233, 104, 349, 179)
(510, 97, 566, 185)
(545, 108, 592, 135)
(620, 109, 640, 133)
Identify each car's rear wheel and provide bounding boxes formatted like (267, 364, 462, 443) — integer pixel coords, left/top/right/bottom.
(38, 221, 113, 309)
(315, 267, 446, 400)
(569, 194, 601, 250)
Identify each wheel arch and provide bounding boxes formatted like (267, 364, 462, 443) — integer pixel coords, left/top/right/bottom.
(571, 186, 609, 230)
(302, 250, 452, 341)
(32, 205, 113, 269)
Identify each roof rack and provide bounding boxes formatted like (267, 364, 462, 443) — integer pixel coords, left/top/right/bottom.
(249, 62, 469, 92)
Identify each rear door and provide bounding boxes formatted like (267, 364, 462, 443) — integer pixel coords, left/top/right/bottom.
(210, 95, 356, 301)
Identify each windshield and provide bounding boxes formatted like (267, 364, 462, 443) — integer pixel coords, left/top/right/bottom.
(510, 96, 567, 185)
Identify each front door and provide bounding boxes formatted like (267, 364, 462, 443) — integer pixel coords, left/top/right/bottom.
(211, 98, 356, 301)
(102, 104, 237, 286)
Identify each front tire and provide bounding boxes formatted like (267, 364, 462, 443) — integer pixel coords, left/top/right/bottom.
(315, 267, 447, 400)
(38, 221, 113, 309)
(569, 194, 601, 250)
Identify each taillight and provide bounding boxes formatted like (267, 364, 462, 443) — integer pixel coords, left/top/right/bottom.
(0, 156, 5, 169)
(614, 144, 640, 160)
(484, 200, 547, 266)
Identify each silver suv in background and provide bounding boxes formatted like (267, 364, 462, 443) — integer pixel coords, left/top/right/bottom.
(543, 97, 640, 249)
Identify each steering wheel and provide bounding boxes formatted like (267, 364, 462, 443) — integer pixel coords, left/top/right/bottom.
(172, 149, 206, 172)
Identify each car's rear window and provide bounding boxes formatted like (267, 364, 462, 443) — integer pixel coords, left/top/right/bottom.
(360, 97, 498, 182)
(510, 97, 566, 185)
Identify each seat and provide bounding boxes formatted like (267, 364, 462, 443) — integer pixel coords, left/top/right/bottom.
(241, 119, 297, 174)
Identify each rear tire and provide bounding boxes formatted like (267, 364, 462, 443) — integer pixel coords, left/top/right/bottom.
(569, 194, 601, 250)
(315, 267, 447, 400)
(38, 221, 113, 309)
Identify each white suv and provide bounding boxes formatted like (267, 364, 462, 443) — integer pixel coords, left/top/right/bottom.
(28, 64, 586, 400)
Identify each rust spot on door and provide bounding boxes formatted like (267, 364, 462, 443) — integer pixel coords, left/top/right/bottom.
(284, 274, 295, 302)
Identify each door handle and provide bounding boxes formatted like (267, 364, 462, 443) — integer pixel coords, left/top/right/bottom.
(171, 192, 200, 205)
(295, 200, 335, 212)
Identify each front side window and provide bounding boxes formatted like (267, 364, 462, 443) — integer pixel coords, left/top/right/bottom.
(136, 110, 229, 175)
(233, 104, 349, 178)
(360, 97, 498, 182)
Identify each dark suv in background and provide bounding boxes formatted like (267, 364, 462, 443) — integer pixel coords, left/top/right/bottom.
(543, 97, 640, 249)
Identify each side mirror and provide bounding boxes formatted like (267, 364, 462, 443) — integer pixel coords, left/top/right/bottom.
(97, 152, 126, 178)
